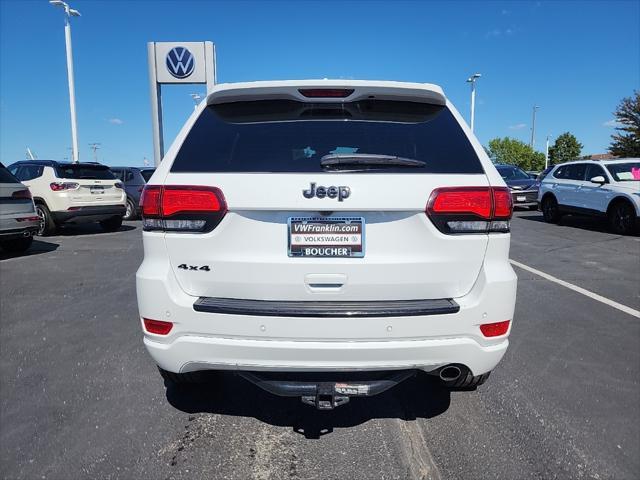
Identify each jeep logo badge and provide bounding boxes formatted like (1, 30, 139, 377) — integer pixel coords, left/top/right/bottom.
(302, 183, 350, 201)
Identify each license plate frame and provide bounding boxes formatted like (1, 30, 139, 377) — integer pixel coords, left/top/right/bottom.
(90, 186, 105, 195)
(288, 217, 365, 258)
(517, 195, 526, 202)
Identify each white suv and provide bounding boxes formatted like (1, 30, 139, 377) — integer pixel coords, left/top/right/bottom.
(539, 159, 640, 234)
(7, 161, 127, 235)
(136, 80, 517, 409)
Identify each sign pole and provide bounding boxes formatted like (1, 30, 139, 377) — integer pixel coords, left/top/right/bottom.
(148, 41, 215, 166)
(205, 41, 216, 94)
(147, 42, 164, 167)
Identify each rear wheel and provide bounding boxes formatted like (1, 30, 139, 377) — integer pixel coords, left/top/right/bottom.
(123, 198, 137, 221)
(541, 195, 561, 223)
(0, 236, 33, 253)
(442, 370, 491, 389)
(35, 203, 57, 236)
(608, 200, 636, 235)
(99, 216, 123, 232)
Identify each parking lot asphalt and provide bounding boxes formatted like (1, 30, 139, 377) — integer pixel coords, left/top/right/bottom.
(1, 212, 639, 480)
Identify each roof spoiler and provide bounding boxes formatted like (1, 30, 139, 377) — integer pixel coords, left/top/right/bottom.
(206, 80, 446, 106)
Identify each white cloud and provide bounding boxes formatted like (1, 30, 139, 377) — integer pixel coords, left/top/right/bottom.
(108, 118, 123, 125)
(509, 123, 527, 130)
(603, 119, 621, 128)
(501, 9, 510, 15)
(486, 28, 502, 38)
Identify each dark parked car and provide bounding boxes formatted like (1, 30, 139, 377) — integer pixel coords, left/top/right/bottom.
(495, 164, 539, 210)
(110, 167, 155, 220)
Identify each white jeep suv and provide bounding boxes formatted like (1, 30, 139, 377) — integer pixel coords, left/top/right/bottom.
(136, 80, 517, 409)
(7, 161, 127, 235)
(539, 159, 640, 234)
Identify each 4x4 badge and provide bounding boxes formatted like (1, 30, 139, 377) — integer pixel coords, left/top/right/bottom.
(302, 183, 350, 201)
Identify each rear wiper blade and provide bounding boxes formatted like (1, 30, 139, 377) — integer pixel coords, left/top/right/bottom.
(320, 153, 425, 169)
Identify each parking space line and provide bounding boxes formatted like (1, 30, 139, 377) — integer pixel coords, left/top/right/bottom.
(510, 259, 640, 319)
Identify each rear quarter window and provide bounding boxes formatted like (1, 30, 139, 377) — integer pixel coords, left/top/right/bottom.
(171, 100, 484, 174)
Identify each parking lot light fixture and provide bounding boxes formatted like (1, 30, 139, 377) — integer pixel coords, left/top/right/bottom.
(466, 73, 481, 133)
(49, 0, 81, 163)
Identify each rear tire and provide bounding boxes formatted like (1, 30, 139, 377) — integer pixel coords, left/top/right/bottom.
(99, 216, 123, 232)
(541, 195, 561, 223)
(35, 203, 57, 236)
(0, 236, 33, 253)
(442, 370, 491, 389)
(608, 200, 636, 235)
(123, 198, 137, 221)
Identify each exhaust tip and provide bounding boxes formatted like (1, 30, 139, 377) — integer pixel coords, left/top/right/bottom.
(439, 365, 462, 382)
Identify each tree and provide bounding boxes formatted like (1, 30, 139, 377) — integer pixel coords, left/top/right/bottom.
(486, 137, 546, 171)
(548, 132, 582, 165)
(609, 91, 640, 157)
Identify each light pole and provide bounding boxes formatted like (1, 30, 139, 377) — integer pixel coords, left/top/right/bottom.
(190, 93, 203, 111)
(545, 134, 553, 169)
(466, 73, 481, 133)
(89, 143, 101, 162)
(530, 105, 540, 149)
(49, 0, 81, 163)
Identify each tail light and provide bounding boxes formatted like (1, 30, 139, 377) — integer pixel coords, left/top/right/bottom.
(298, 88, 355, 98)
(12, 189, 32, 199)
(140, 185, 227, 233)
(143, 318, 173, 335)
(426, 186, 513, 234)
(480, 320, 511, 337)
(50, 182, 79, 191)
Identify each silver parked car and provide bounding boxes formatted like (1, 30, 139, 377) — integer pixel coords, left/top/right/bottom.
(0, 162, 39, 253)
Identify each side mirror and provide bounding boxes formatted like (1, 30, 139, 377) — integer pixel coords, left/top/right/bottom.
(590, 176, 606, 185)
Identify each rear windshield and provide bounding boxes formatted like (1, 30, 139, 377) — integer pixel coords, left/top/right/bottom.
(55, 164, 115, 180)
(606, 162, 640, 182)
(0, 164, 20, 183)
(171, 100, 483, 174)
(496, 165, 530, 180)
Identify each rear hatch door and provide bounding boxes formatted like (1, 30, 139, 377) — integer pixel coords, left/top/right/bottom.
(160, 94, 491, 301)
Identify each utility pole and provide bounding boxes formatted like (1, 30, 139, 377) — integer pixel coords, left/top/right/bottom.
(89, 143, 101, 162)
(50, 1, 81, 163)
(466, 73, 481, 133)
(530, 105, 540, 149)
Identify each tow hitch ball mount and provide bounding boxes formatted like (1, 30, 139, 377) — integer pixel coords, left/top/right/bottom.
(301, 382, 350, 410)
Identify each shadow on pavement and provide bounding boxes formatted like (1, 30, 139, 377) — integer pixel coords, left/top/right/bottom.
(0, 238, 59, 260)
(516, 212, 639, 236)
(165, 372, 451, 439)
(55, 223, 137, 236)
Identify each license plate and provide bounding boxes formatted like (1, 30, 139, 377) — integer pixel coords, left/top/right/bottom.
(288, 217, 364, 258)
(517, 195, 526, 202)
(90, 186, 104, 195)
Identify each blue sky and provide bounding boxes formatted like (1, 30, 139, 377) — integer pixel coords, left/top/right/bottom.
(1, 0, 638, 166)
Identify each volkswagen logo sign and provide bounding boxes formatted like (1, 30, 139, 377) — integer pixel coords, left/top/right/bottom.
(166, 46, 195, 79)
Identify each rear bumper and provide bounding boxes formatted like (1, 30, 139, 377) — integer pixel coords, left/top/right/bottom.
(510, 189, 538, 207)
(52, 205, 126, 223)
(144, 334, 508, 375)
(0, 226, 38, 241)
(137, 235, 517, 377)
